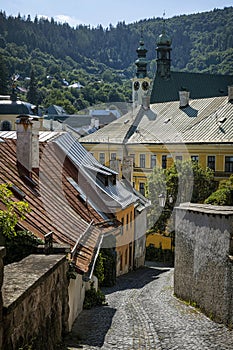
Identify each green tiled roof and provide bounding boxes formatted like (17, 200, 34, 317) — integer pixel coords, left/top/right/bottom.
(150, 71, 233, 103)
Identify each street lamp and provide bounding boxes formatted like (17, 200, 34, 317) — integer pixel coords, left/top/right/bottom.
(158, 193, 173, 207)
(158, 193, 166, 207)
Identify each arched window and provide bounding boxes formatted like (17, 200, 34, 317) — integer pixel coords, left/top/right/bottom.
(1, 120, 12, 131)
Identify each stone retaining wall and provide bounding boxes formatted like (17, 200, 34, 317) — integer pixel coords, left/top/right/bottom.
(174, 203, 233, 326)
(1, 253, 69, 350)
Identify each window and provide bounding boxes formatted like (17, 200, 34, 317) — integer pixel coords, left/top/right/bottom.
(126, 214, 129, 230)
(162, 155, 167, 169)
(150, 154, 156, 169)
(191, 155, 199, 163)
(99, 153, 105, 164)
(121, 217, 124, 235)
(120, 253, 123, 271)
(125, 248, 128, 265)
(139, 182, 145, 196)
(130, 154, 135, 166)
(140, 154, 146, 168)
(130, 211, 133, 228)
(225, 156, 233, 173)
(207, 156, 215, 170)
(111, 153, 116, 160)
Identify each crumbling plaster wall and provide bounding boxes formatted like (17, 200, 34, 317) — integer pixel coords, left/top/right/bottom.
(174, 203, 233, 326)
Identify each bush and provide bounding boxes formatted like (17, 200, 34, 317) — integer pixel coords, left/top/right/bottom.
(83, 282, 106, 309)
(204, 187, 233, 205)
(205, 175, 233, 205)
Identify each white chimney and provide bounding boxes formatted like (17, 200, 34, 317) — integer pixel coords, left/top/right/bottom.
(94, 118, 99, 129)
(228, 86, 233, 102)
(90, 117, 95, 128)
(179, 90, 190, 108)
(32, 118, 40, 173)
(16, 116, 40, 176)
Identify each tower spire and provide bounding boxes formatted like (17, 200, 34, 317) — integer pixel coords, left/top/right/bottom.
(156, 15, 172, 79)
(135, 32, 148, 78)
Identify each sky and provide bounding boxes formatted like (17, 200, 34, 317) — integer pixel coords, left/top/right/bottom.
(1, 0, 233, 28)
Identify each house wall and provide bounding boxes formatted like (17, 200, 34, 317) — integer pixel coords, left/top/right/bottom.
(174, 204, 233, 326)
(68, 273, 86, 331)
(146, 233, 172, 250)
(1, 253, 70, 350)
(115, 205, 135, 275)
(134, 209, 147, 268)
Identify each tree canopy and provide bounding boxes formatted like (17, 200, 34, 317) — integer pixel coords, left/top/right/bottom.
(146, 161, 216, 233)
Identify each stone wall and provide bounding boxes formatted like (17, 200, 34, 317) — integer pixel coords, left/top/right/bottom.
(174, 203, 233, 326)
(2, 254, 69, 350)
(0, 247, 5, 350)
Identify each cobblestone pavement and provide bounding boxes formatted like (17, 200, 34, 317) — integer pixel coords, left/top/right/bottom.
(63, 263, 233, 350)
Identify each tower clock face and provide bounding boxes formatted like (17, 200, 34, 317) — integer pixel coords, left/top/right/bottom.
(142, 81, 149, 91)
(134, 81, 140, 91)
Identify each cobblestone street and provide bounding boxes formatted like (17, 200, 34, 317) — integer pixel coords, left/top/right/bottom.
(63, 263, 233, 350)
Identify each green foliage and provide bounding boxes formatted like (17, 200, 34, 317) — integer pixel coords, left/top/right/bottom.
(26, 66, 39, 105)
(146, 161, 216, 232)
(0, 183, 30, 238)
(83, 282, 106, 309)
(204, 175, 233, 205)
(99, 248, 117, 287)
(0, 183, 42, 264)
(0, 53, 9, 94)
(93, 252, 105, 286)
(3, 230, 42, 265)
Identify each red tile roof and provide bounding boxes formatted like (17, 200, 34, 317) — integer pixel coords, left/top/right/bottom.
(0, 138, 109, 274)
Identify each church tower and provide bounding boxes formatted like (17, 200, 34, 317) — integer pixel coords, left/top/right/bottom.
(156, 20, 172, 79)
(132, 35, 151, 108)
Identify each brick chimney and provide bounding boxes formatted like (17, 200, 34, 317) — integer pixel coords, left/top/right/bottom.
(16, 115, 40, 176)
(179, 90, 190, 108)
(228, 86, 233, 102)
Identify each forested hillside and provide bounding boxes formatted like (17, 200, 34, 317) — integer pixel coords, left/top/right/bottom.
(0, 6, 232, 112)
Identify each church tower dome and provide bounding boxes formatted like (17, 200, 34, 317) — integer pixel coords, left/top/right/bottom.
(135, 37, 148, 78)
(156, 20, 172, 79)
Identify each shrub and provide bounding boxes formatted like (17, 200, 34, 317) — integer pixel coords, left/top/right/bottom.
(83, 282, 106, 309)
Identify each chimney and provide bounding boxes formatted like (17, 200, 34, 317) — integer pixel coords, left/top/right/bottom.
(16, 115, 40, 176)
(94, 118, 99, 129)
(179, 90, 190, 108)
(228, 86, 233, 102)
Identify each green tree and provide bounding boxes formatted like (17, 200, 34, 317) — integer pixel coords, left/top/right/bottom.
(146, 160, 216, 233)
(0, 54, 9, 95)
(26, 66, 39, 105)
(0, 183, 30, 238)
(205, 175, 233, 205)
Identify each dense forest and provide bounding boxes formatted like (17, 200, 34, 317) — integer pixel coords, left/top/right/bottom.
(0, 6, 232, 112)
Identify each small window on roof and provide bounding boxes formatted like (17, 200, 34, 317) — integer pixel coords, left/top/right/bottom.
(9, 184, 26, 200)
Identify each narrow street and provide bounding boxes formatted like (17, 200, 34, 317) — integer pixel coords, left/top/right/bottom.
(63, 263, 233, 350)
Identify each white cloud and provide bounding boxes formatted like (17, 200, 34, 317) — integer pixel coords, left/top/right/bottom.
(54, 14, 82, 27)
(38, 14, 82, 27)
